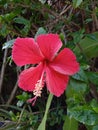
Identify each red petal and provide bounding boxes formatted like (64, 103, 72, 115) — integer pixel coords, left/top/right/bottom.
(18, 63, 44, 91)
(12, 38, 44, 66)
(36, 34, 62, 61)
(50, 48, 79, 75)
(46, 66, 69, 97)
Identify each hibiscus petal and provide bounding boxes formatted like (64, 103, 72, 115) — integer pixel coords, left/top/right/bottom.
(46, 66, 69, 97)
(12, 38, 44, 66)
(18, 63, 44, 91)
(50, 48, 79, 75)
(36, 34, 62, 61)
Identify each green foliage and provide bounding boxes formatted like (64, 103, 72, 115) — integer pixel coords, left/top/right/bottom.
(72, 0, 83, 8)
(74, 32, 98, 59)
(71, 29, 85, 44)
(63, 116, 78, 130)
(93, 125, 98, 130)
(39, 0, 46, 4)
(0, 104, 40, 130)
(68, 105, 98, 125)
(13, 17, 31, 36)
(90, 99, 98, 113)
(2, 39, 15, 49)
(86, 72, 98, 86)
(16, 92, 31, 107)
(66, 65, 98, 128)
(35, 27, 47, 38)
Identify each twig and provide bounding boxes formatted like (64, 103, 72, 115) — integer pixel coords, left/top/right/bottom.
(60, 5, 72, 16)
(0, 48, 8, 98)
(91, 1, 98, 31)
(17, 105, 26, 124)
(42, 7, 58, 18)
(45, 5, 76, 32)
(6, 81, 18, 105)
(6, 66, 19, 105)
(0, 35, 11, 103)
(92, 13, 98, 30)
(90, 83, 98, 101)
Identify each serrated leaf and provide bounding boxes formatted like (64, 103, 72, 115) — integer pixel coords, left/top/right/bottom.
(63, 116, 78, 130)
(2, 39, 15, 49)
(68, 106, 98, 125)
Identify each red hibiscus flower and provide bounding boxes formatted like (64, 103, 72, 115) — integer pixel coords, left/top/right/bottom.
(12, 34, 79, 105)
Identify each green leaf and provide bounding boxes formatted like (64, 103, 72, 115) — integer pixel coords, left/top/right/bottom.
(72, 0, 83, 8)
(86, 34, 97, 41)
(93, 125, 98, 130)
(2, 39, 15, 49)
(85, 18, 93, 24)
(0, 24, 9, 37)
(39, 0, 46, 4)
(13, 17, 30, 25)
(70, 79, 88, 93)
(35, 27, 46, 38)
(16, 92, 30, 101)
(86, 72, 98, 85)
(68, 106, 98, 125)
(59, 33, 65, 42)
(13, 17, 31, 35)
(72, 29, 85, 44)
(90, 99, 98, 113)
(74, 32, 98, 59)
(63, 115, 78, 130)
(20, 24, 31, 35)
(17, 100, 24, 107)
(72, 68, 88, 83)
(1, 12, 17, 21)
(37, 93, 53, 130)
(66, 78, 88, 99)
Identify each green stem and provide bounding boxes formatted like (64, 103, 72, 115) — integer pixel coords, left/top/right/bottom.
(37, 93, 53, 130)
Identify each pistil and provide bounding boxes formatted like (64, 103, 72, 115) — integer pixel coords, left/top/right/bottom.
(27, 71, 45, 106)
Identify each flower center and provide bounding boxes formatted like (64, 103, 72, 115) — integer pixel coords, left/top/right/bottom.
(27, 71, 45, 106)
(43, 59, 50, 65)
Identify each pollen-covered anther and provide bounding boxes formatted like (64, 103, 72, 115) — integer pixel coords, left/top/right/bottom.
(33, 80, 44, 97)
